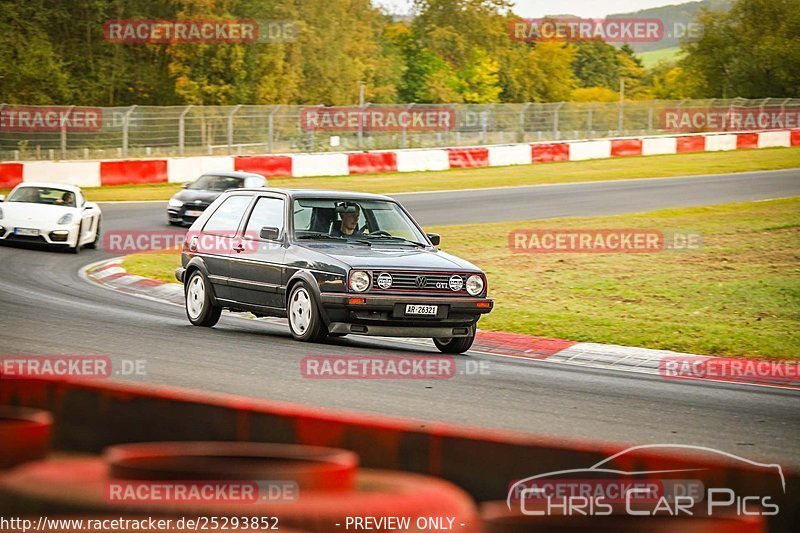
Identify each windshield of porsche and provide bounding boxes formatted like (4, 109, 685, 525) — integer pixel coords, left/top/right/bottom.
(7, 187, 76, 207)
(292, 199, 427, 245)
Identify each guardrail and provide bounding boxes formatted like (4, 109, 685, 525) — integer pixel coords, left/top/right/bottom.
(1, 98, 798, 161)
(1, 129, 797, 189)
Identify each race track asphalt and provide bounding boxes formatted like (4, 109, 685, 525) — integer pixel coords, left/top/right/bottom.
(1, 169, 798, 467)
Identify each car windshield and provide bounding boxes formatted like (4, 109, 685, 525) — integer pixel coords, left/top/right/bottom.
(293, 198, 427, 245)
(7, 187, 76, 207)
(189, 175, 244, 192)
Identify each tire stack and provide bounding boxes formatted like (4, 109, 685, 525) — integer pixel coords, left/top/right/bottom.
(0, 406, 52, 470)
(0, 432, 479, 532)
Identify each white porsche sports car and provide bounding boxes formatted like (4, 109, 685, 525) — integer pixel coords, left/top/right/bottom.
(0, 183, 102, 253)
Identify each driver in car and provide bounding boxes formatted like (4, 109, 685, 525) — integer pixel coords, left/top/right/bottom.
(56, 192, 75, 206)
(331, 202, 365, 238)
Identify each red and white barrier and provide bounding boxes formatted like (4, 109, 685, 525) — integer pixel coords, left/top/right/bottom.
(167, 156, 235, 183)
(3, 129, 798, 189)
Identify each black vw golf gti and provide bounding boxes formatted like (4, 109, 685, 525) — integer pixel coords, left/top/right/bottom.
(175, 188, 493, 354)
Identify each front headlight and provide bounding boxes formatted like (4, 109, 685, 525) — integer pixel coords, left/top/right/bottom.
(349, 270, 370, 292)
(168, 198, 184, 208)
(466, 274, 485, 296)
(57, 213, 73, 225)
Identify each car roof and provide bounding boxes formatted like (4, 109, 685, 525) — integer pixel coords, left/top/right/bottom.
(12, 182, 82, 194)
(235, 188, 394, 202)
(200, 171, 265, 179)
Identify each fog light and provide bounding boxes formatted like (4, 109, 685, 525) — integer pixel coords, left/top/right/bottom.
(49, 230, 69, 242)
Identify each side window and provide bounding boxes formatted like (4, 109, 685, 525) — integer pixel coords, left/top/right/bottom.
(245, 197, 285, 239)
(203, 195, 252, 237)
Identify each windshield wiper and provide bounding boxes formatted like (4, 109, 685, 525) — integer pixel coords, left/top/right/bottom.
(361, 235, 427, 247)
(296, 233, 370, 245)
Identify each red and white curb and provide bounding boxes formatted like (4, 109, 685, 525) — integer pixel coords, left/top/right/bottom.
(81, 257, 798, 391)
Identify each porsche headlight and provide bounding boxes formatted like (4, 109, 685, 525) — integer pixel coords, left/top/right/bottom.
(466, 274, 485, 296)
(349, 271, 370, 292)
(168, 198, 184, 208)
(57, 213, 74, 225)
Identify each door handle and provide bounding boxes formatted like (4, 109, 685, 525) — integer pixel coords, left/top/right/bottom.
(233, 243, 245, 253)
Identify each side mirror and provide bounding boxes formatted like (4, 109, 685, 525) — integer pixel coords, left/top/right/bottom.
(0, 195, 5, 202)
(427, 233, 440, 246)
(182, 182, 190, 189)
(260, 226, 280, 240)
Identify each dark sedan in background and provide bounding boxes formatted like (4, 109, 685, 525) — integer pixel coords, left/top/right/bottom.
(167, 171, 267, 226)
(175, 188, 493, 354)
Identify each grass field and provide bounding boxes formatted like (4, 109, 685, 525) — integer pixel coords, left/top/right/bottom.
(122, 197, 800, 359)
(4, 146, 799, 201)
(637, 46, 682, 68)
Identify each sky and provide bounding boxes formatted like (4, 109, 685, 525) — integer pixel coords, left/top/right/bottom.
(374, 0, 699, 18)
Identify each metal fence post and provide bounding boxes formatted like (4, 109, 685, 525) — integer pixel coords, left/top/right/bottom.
(518, 103, 531, 142)
(587, 104, 593, 137)
(553, 102, 563, 140)
(268, 105, 281, 153)
(227, 105, 241, 155)
(122, 105, 136, 158)
(60, 105, 74, 160)
(179, 105, 192, 156)
(401, 103, 413, 149)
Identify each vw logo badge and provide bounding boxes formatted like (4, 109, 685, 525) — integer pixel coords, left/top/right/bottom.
(377, 272, 393, 290)
(415, 275, 427, 288)
(449, 275, 464, 292)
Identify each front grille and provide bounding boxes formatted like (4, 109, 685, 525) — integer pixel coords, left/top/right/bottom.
(370, 271, 469, 295)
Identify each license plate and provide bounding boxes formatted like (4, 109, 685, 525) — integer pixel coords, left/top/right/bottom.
(405, 304, 438, 316)
(14, 228, 40, 237)
(185, 210, 203, 217)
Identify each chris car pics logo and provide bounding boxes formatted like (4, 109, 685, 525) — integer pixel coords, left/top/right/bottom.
(507, 444, 784, 517)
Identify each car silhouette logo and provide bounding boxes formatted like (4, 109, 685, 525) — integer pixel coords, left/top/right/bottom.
(415, 275, 427, 288)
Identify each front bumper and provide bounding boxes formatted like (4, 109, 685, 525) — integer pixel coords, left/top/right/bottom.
(168, 205, 208, 225)
(0, 224, 77, 246)
(319, 292, 493, 337)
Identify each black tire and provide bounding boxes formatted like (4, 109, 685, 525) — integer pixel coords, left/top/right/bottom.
(185, 270, 222, 327)
(433, 325, 476, 354)
(85, 217, 101, 249)
(69, 221, 82, 254)
(287, 282, 328, 342)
